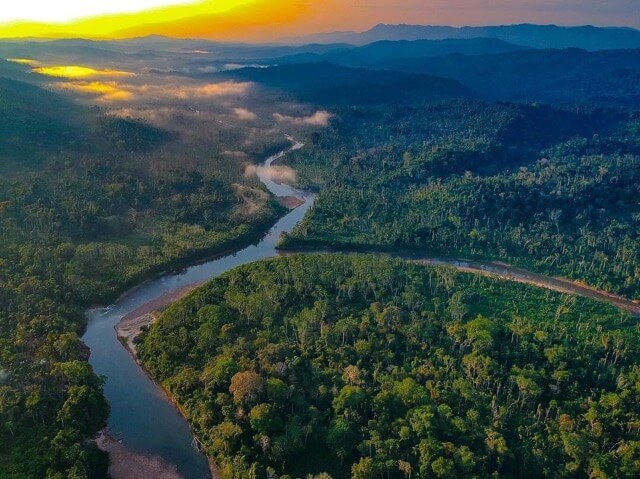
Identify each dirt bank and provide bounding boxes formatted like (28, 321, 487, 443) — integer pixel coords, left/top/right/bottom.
(116, 283, 199, 355)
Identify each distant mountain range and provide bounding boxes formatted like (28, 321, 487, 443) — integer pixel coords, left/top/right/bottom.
(211, 62, 473, 105)
(267, 38, 529, 66)
(371, 48, 640, 105)
(3, 23, 640, 109)
(284, 23, 640, 51)
(259, 40, 640, 106)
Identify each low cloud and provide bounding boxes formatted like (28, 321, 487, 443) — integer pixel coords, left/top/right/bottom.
(56, 81, 132, 101)
(245, 164, 298, 184)
(233, 107, 257, 121)
(224, 150, 250, 159)
(56, 79, 252, 104)
(273, 110, 332, 127)
(126, 81, 253, 101)
(180, 82, 252, 98)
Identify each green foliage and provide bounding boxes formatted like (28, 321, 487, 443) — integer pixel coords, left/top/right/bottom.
(283, 100, 640, 298)
(139, 254, 640, 478)
(0, 78, 283, 477)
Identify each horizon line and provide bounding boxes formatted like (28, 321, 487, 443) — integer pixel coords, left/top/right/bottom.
(1, 21, 639, 44)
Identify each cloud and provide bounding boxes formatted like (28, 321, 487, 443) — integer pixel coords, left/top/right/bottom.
(55, 79, 253, 105)
(6, 58, 38, 65)
(245, 164, 298, 184)
(273, 110, 332, 126)
(34, 65, 134, 79)
(56, 81, 133, 101)
(128, 81, 253, 100)
(233, 107, 257, 121)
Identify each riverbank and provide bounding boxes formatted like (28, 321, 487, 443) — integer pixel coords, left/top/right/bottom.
(117, 283, 198, 355)
(414, 257, 640, 317)
(281, 246, 640, 317)
(96, 431, 183, 479)
(83, 138, 311, 479)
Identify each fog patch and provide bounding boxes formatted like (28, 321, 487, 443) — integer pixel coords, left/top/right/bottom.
(273, 110, 332, 126)
(231, 183, 270, 221)
(233, 107, 257, 121)
(128, 81, 253, 100)
(56, 81, 133, 101)
(224, 63, 269, 71)
(196, 65, 217, 73)
(245, 163, 298, 184)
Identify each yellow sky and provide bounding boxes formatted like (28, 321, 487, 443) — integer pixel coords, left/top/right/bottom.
(0, 0, 322, 40)
(0, 0, 637, 41)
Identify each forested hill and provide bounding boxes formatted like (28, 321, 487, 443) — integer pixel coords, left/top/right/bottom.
(139, 254, 640, 478)
(0, 75, 283, 478)
(291, 23, 640, 50)
(261, 46, 640, 107)
(370, 48, 640, 106)
(212, 62, 473, 105)
(0, 77, 85, 167)
(0, 77, 171, 172)
(282, 100, 640, 299)
(268, 38, 530, 65)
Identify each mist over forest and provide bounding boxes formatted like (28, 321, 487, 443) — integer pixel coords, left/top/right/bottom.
(1, 20, 640, 479)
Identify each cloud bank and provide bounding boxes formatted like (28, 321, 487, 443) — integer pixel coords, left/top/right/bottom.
(273, 111, 332, 127)
(245, 164, 298, 184)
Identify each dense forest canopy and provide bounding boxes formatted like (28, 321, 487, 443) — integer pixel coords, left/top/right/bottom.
(0, 76, 284, 478)
(282, 100, 640, 299)
(3, 23, 640, 479)
(139, 255, 640, 479)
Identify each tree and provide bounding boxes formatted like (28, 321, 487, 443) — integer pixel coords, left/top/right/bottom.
(229, 371, 266, 406)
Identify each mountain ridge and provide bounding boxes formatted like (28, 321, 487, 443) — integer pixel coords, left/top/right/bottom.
(284, 23, 640, 50)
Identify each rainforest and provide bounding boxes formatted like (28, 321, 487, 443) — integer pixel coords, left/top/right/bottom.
(1, 15, 640, 479)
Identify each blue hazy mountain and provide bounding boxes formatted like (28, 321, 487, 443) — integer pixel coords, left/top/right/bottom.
(287, 23, 640, 51)
(210, 62, 473, 104)
(266, 38, 529, 66)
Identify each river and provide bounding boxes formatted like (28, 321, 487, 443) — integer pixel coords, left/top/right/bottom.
(81, 138, 640, 479)
(82, 140, 313, 479)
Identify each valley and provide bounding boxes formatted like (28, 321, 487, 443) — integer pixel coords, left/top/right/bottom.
(1, 18, 640, 479)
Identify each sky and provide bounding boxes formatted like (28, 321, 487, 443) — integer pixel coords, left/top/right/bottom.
(0, 0, 637, 40)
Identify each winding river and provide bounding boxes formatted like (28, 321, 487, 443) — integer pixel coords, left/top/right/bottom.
(82, 140, 313, 479)
(81, 138, 640, 479)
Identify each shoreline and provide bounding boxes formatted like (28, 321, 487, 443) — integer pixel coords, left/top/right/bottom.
(108, 249, 640, 478)
(116, 283, 200, 356)
(95, 431, 184, 479)
(89, 139, 308, 479)
(414, 257, 640, 317)
(88, 140, 301, 313)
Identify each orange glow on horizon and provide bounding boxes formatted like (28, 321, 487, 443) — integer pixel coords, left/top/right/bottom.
(0, 0, 265, 39)
(0, 0, 637, 41)
(0, 0, 332, 41)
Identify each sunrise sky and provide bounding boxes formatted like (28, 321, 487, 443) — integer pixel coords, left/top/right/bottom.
(0, 0, 637, 41)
